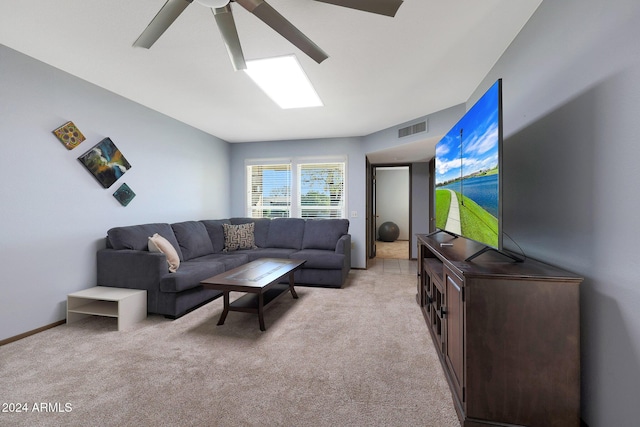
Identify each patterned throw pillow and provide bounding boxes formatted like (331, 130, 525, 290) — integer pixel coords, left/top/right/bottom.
(223, 223, 257, 252)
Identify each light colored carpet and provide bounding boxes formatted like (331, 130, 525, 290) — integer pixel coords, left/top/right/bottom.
(1, 269, 458, 427)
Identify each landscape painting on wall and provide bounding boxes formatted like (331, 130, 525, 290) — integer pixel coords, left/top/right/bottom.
(78, 137, 131, 188)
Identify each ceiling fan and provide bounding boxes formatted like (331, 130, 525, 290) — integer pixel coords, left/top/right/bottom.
(133, 0, 403, 70)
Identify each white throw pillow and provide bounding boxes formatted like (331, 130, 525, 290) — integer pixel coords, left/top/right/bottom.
(148, 233, 180, 273)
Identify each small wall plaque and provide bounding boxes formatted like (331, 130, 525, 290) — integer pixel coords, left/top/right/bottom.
(113, 183, 136, 206)
(52, 121, 85, 150)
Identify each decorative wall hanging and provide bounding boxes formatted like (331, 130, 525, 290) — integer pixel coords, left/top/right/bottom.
(52, 121, 85, 150)
(78, 137, 131, 188)
(113, 183, 136, 206)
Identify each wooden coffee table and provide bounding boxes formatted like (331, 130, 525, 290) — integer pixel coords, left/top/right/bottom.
(200, 258, 306, 331)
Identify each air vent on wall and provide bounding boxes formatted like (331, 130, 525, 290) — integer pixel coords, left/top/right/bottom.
(398, 120, 427, 138)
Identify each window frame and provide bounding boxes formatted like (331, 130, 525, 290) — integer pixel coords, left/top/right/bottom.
(245, 156, 347, 219)
(297, 160, 346, 219)
(245, 158, 292, 218)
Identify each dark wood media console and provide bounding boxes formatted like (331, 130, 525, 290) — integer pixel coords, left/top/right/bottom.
(416, 233, 582, 427)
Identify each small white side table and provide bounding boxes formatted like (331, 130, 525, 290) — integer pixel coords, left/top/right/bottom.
(67, 287, 147, 331)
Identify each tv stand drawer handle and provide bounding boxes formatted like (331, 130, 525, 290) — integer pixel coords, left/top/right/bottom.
(438, 306, 447, 318)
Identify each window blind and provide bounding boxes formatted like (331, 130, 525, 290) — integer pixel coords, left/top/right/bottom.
(247, 163, 291, 218)
(298, 162, 345, 219)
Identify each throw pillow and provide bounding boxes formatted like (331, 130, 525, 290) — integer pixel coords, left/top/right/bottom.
(148, 233, 180, 273)
(223, 223, 257, 252)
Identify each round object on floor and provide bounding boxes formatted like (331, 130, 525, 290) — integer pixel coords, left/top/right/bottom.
(378, 221, 400, 242)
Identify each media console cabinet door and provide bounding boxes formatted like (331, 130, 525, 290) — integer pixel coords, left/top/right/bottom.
(464, 277, 581, 426)
(444, 267, 465, 404)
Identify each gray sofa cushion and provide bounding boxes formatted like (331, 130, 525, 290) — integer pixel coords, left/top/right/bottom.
(200, 219, 230, 253)
(230, 217, 271, 247)
(290, 249, 345, 269)
(171, 221, 215, 261)
(266, 218, 305, 249)
(294, 268, 344, 288)
(190, 253, 250, 270)
(302, 219, 350, 250)
(234, 247, 298, 262)
(107, 223, 183, 260)
(159, 260, 225, 293)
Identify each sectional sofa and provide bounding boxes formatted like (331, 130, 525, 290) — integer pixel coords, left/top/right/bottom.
(97, 217, 351, 318)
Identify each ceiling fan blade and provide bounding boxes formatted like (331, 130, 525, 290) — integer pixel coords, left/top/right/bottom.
(235, 0, 328, 64)
(133, 0, 194, 48)
(212, 5, 247, 71)
(313, 0, 403, 17)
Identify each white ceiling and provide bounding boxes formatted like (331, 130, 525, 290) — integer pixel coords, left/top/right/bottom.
(0, 0, 541, 153)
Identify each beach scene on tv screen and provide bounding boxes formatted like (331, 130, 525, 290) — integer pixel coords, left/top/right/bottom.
(435, 81, 500, 248)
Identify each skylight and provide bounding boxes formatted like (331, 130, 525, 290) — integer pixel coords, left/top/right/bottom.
(244, 55, 323, 109)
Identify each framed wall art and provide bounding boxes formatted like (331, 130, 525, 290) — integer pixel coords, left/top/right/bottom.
(78, 137, 131, 188)
(52, 121, 85, 150)
(113, 183, 136, 206)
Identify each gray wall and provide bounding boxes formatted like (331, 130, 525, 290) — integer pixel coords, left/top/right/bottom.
(364, 104, 465, 162)
(472, 0, 640, 425)
(227, 106, 465, 268)
(364, 106, 464, 261)
(230, 143, 433, 265)
(0, 45, 231, 341)
(410, 162, 430, 258)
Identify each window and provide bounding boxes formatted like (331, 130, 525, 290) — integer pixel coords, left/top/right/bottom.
(246, 163, 291, 218)
(298, 162, 345, 218)
(246, 158, 346, 219)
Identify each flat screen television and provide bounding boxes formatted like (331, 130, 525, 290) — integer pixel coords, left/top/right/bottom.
(434, 79, 511, 260)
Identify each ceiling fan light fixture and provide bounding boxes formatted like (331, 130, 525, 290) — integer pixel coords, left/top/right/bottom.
(196, 0, 230, 8)
(134, 0, 400, 67)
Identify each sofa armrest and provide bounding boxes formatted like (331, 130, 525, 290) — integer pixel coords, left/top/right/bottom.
(335, 234, 350, 254)
(336, 234, 352, 270)
(97, 248, 167, 292)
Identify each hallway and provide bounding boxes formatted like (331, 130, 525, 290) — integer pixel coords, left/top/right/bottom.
(374, 240, 410, 259)
(367, 256, 416, 275)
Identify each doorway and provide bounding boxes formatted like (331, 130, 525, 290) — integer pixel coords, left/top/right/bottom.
(366, 162, 411, 264)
